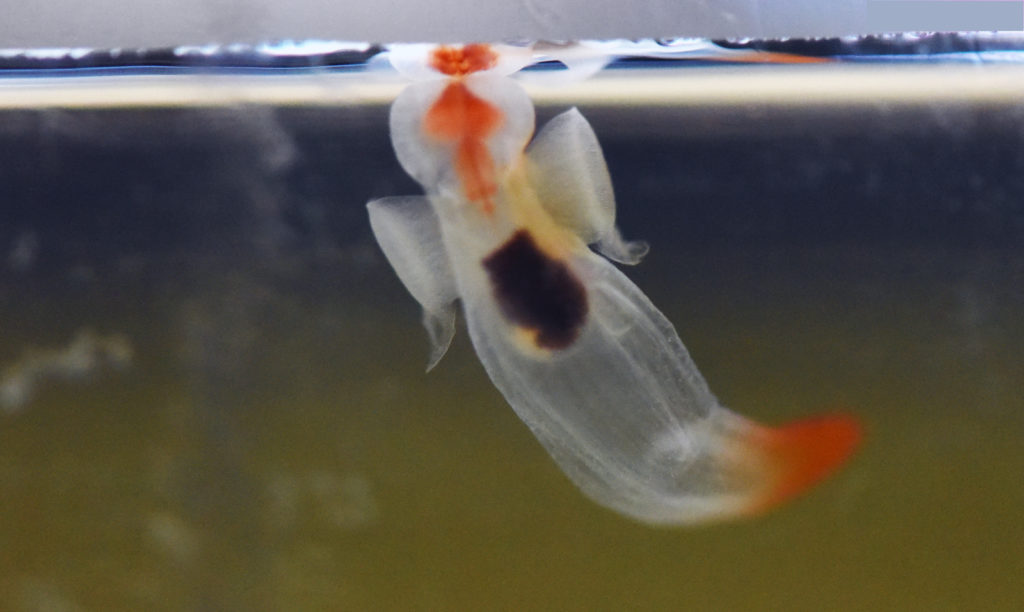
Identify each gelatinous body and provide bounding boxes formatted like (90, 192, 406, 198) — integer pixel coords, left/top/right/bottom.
(367, 44, 860, 524)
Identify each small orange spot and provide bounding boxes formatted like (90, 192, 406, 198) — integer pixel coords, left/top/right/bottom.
(429, 44, 499, 76)
(715, 51, 830, 65)
(746, 413, 862, 515)
(423, 81, 504, 212)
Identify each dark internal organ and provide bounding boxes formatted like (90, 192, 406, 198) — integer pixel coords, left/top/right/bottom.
(482, 230, 588, 350)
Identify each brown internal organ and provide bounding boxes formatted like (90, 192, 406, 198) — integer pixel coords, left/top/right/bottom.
(483, 230, 588, 350)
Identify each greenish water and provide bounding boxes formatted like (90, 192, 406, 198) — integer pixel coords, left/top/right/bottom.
(1, 64, 1023, 609)
(1, 243, 1021, 611)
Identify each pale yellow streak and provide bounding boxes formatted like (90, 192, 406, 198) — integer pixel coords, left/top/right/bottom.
(2, 64, 1024, 110)
(528, 64, 1024, 107)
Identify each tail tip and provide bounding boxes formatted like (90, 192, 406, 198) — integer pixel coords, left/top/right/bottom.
(747, 412, 863, 515)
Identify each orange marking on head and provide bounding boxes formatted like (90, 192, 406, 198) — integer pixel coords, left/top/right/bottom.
(454, 139, 497, 213)
(429, 44, 499, 76)
(423, 82, 503, 141)
(423, 80, 504, 213)
(745, 412, 862, 515)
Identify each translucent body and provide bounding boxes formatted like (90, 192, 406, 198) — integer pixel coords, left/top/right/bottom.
(367, 44, 860, 524)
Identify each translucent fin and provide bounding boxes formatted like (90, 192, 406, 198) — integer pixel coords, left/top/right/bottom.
(526, 108, 647, 264)
(488, 44, 536, 76)
(367, 196, 457, 370)
(386, 44, 445, 81)
(388, 79, 452, 190)
(519, 43, 613, 87)
(422, 307, 456, 372)
(595, 227, 649, 266)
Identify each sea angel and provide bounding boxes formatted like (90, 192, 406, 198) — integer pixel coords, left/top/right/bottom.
(367, 43, 860, 524)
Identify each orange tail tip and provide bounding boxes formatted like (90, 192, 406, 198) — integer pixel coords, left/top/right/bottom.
(745, 413, 863, 516)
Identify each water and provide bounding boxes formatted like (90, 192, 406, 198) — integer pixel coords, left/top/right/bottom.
(1, 53, 1023, 610)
